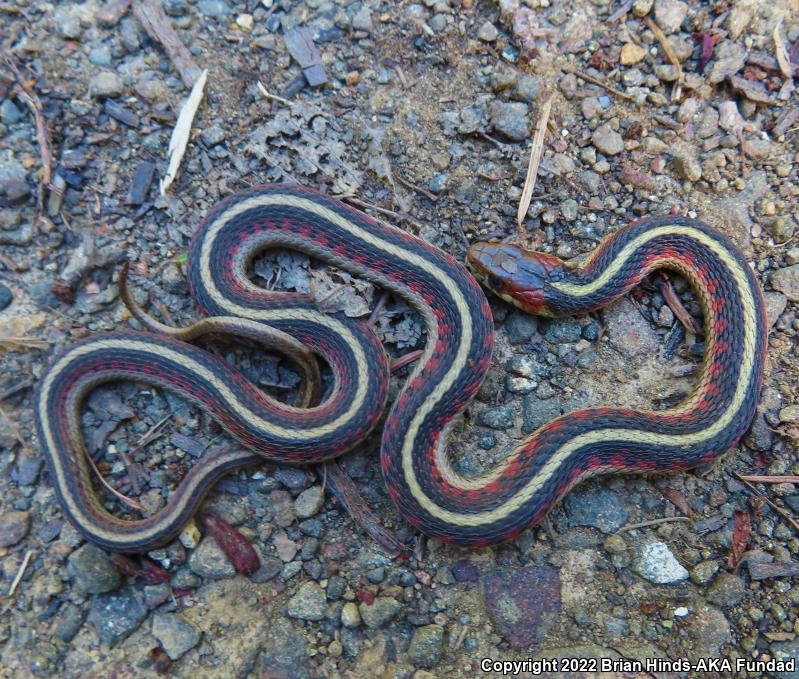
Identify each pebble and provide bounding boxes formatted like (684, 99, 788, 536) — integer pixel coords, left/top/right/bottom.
(0, 283, 12, 311)
(201, 124, 226, 146)
(478, 406, 515, 430)
(633, 0, 654, 16)
(483, 565, 562, 648)
(603, 534, 627, 555)
(0, 99, 22, 125)
(270, 490, 297, 527)
(708, 42, 747, 84)
(604, 298, 658, 358)
(512, 75, 539, 103)
(89, 72, 124, 98)
(690, 560, 719, 585)
(653, 0, 687, 34)
(287, 582, 327, 621)
(67, 544, 121, 594)
(545, 320, 582, 344)
(779, 405, 799, 424)
(259, 620, 309, 675)
(152, 613, 202, 660)
(451, 559, 480, 582)
(409, 624, 444, 668)
(592, 123, 624, 156)
(522, 394, 561, 434)
(490, 102, 530, 141)
(684, 603, 730, 655)
(54, 7, 82, 40)
(359, 596, 402, 628)
(620, 43, 646, 66)
(88, 587, 148, 646)
(188, 537, 236, 578)
(771, 265, 799, 302)
(704, 572, 745, 607)
(770, 639, 799, 679)
(477, 21, 499, 42)
(294, 486, 324, 519)
(0, 510, 30, 547)
(351, 6, 373, 33)
(88, 46, 112, 67)
(632, 542, 689, 583)
(54, 604, 85, 643)
(672, 148, 702, 182)
(564, 487, 628, 533)
(197, 0, 231, 17)
(341, 602, 361, 628)
(504, 312, 537, 344)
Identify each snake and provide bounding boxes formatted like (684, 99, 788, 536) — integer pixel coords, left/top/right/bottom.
(35, 184, 767, 551)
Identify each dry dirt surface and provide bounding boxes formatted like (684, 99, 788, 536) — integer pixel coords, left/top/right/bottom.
(1, 0, 799, 677)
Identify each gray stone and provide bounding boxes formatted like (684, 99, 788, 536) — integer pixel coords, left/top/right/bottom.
(0, 510, 30, 547)
(604, 298, 658, 357)
(478, 406, 515, 430)
(54, 7, 82, 40)
(632, 542, 688, 583)
(672, 148, 702, 182)
(705, 572, 745, 607)
(578, 170, 601, 193)
(545, 320, 582, 343)
(409, 624, 444, 668)
(197, 0, 231, 17)
(653, 0, 687, 33)
(522, 394, 561, 434)
(201, 124, 226, 146)
(359, 596, 402, 628)
(428, 173, 447, 194)
(54, 604, 85, 643)
(772, 265, 799, 302)
(88, 587, 148, 646)
(0, 99, 22, 125)
(684, 603, 730, 655)
(507, 355, 541, 379)
(770, 639, 799, 679)
(287, 581, 327, 621)
(0, 159, 26, 184)
(592, 123, 624, 155)
(690, 560, 719, 585)
(351, 6, 373, 33)
(477, 21, 499, 42)
(67, 544, 121, 594)
(341, 602, 361, 628)
(188, 537, 236, 578)
(708, 41, 747, 84)
(88, 46, 112, 67)
(564, 487, 628, 533)
(504, 312, 537, 344)
(294, 486, 324, 519)
(0, 282, 12, 312)
(270, 490, 297, 527)
(259, 619, 309, 679)
(490, 102, 530, 141)
(152, 613, 202, 660)
(163, 0, 189, 15)
(512, 75, 539, 103)
(89, 72, 124, 98)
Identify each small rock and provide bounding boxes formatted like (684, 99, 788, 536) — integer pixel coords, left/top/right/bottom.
(359, 596, 402, 628)
(0, 510, 30, 547)
(478, 406, 515, 430)
(270, 490, 296, 527)
(341, 602, 361, 628)
(653, 0, 687, 34)
(632, 542, 688, 583)
(564, 487, 628, 533)
(188, 537, 236, 578)
(592, 123, 624, 156)
(684, 603, 730, 655)
(54, 7, 82, 40)
(0, 99, 22, 125)
(428, 173, 447, 194)
(705, 572, 745, 607)
(727, 5, 752, 40)
(690, 560, 719, 585)
(672, 148, 702, 182)
(603, 534, 628, 554)
(772, 265, 799, 302)
(201, 125, 226, 146)
(274, 531, 299, 561)
(708, 41, 747, 85)
(287, 581, 326, 621)
(483, 565, 562, 648)
(512, 75, 539, 103)
(152, 613, 202, 660)
(89, 72, 124, 98)
(522, 394, 561, 434)
(88, 46, 112, 67)
(409, 625, 444, 668)
(477, 21, 499, 42)
(770, 639, 799, 679)
(0, 283, 12, 311)
(779, 405, 799, 424)
(294, 486, 324, 519)
(67, 544, 121, 594)
(258, 619, 309, 677)
(54, 604, 85, 643)
(451, 559, 480, 582)
(620, 43, 646, 66)
(504, 312, 537, 344)
(197, 0, 231, 17)
(236, 13, 253, 31)
(604, 298, 658, 357)
(764, 292, 787, 329)
(490, 102, 530, 141)
(88, 587, 148, 646)
(632, 0, 654, 16)
(351, 6, 373, 33)
(545, 320, 582, 343)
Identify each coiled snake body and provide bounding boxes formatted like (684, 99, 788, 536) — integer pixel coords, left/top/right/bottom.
(35, 185, 767, 551)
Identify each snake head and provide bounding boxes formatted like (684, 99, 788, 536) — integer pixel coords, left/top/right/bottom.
(466, 241, 563, 316)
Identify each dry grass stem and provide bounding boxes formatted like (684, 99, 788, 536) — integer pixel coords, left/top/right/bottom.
(517, 94, 553, 233)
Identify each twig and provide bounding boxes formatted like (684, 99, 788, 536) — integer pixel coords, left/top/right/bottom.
(616, 516, 690, 532)
(564, 67, 635, 101)
(132, 0, 202, 88)
(390, 349, 424, 373)
(3, 57, 52, 209)
(0, 336, 51, 350)
(773, 17, 794, 80)
(737, 474, 799, 484)
(160, 68, 208, 194)
(395, 175, 438, 202)
(608, 0, 634, 22)
(7, 550, 34, 596)
(661, 279, 700, 335)
(85, 448, 144, 511)
(129, 414, 171, 454)
(734, 472, 799, 533)
(368, 290, 390, 326)
(256, 80, 293, 107)
(341, 195, 426, 231)
(0, 377, 33, 402)
(323, 461, 409, 557)
(644, 16, 683, 101)
(517, 94, 553, 233)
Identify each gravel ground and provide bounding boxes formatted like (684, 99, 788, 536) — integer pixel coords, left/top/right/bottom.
(1, 0, 799, 677)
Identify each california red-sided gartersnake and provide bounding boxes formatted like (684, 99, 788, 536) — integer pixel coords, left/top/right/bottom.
(35, 185, 767, 551)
